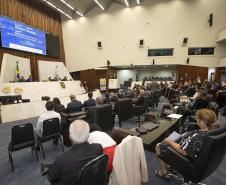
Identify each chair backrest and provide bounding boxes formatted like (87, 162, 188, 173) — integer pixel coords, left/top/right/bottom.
(208, 123, 226, 136)
(115, 98, 133, 122)
(11, 123, 35, 147)
(202, 132, 226, 179)
(93, 104, 114, 131)
(191, 131, 226, 182)
(185, 87, 196, 97)
(78, 154, 108, 185)
(42, 118, 60, 139)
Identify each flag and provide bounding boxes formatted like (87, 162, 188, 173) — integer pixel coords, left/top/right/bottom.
(16, 61, 20, 82)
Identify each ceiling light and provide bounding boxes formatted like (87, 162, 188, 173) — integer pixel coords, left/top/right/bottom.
(56, 8, 72, 19)
(46, 1, 72, 19)
(47, 1, 57, 8)
(76, 10, 84, 17)
(94, 0, 105, 10)
(124, 0, 129, 7)
(60, 0, 75, 10)
(136, 0, 140, 5)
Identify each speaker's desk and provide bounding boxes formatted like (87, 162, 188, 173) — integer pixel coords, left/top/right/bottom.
(112, 118, 179, 152)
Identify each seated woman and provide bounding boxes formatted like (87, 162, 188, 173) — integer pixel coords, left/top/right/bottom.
(155, 108, 218, 179)
(53, 97, 65, 113)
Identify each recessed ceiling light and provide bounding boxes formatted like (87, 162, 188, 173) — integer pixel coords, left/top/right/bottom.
(136, 0, 140, 5)
(124, 0, 129, 7)
(94, 0, 105, 10)
(60, 0, 75, 10)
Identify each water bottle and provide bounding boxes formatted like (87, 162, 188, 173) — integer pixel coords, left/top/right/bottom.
(156, 112, 160, 124)
(114, 115, 120, 129)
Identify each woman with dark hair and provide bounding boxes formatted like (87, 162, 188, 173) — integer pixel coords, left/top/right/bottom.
(53, 97, 65, 113)
(155, 109, 218, 179)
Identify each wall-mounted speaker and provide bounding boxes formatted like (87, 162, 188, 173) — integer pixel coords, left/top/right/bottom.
(139, 39, 144, 47)
(208, 13, 213, 27)
(182, 37, 188, 45)
(153, 59, 155, 65)
(186, 58, 190, 64)
(97, 41, 102, 48)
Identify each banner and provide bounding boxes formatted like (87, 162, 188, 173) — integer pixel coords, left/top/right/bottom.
(100, 78, 107, 91)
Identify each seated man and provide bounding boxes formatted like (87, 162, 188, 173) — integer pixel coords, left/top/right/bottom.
(103, 92, 111, 104)
(96, 96, 103, 106)
(67, 94, 83, 113)
(47, 120, 103, 185)
(155, 109, 217, 179)
(83, 92, 96, 109)
(35, 101, 61, 137)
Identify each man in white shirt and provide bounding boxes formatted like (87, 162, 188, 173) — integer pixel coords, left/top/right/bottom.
(35, 101, 61, 137)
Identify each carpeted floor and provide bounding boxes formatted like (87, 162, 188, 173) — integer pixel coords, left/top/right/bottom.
(0, 97, 226, 185)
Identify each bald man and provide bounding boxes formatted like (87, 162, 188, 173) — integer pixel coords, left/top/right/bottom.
(47, 120, 103, 185)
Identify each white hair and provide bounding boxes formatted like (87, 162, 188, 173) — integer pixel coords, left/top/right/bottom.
(69, 120, 90, 144)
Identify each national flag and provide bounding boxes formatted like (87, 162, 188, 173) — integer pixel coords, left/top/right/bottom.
(16, 61, 20, 82)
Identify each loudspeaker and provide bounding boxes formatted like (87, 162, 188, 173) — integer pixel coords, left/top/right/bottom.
(139, 39, 144, 47)
(186, 58, 190, 64)
(182, 37, 188, 45)
(153, 59, 155, 65)
(97, 41, 102, 48)
(208, 13, 213, 27)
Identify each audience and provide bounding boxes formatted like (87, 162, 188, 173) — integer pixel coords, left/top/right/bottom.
(155, 109, 218, 179)
(83, 92, 96, 109)
(35, 101, 61, 137)
(67, 94, 83, 113)
(47, 120, 103, 185)
(53, 97, 65, 113)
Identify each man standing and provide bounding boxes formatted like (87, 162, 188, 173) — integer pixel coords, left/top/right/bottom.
(35, 101, 61, 137)
(47, 120, 103, 185)
(67, 94, 83, 113)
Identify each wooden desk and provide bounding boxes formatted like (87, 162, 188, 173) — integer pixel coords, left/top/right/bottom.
(112, 118, 179, 152)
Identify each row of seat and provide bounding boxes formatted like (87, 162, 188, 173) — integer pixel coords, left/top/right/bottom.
(8, 118, 64, 172)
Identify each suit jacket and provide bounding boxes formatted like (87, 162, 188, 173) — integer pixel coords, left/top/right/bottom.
(67, 100, 83, 113)
(48, 142, 103, 185)
(83, 98, 96, 108)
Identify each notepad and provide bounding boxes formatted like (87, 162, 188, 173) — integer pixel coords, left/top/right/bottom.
(167, 131, 182, 142)
(167, 113, 183, 119)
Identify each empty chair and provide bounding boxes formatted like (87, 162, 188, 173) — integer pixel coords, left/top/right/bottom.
(78, 154, 108, 185)
(92, 104, 114, 132)
(8, 123, 38, 172)
(37, 118, 64, 159)
(115, 98, 133, 126)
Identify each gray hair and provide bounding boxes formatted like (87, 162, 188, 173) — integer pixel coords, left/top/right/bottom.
(69, 120, 90, 144)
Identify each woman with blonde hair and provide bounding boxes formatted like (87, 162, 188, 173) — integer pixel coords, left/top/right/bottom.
(155, 108, 218, 179)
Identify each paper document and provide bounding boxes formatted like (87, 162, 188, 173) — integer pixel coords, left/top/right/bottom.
(167, 113, 183, 119)
(167, 131, 182, 142)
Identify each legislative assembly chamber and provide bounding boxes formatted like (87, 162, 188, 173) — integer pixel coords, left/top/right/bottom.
(0, 0, 226, 185)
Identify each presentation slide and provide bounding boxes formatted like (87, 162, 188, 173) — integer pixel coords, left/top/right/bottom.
(0, 16, 46, 55)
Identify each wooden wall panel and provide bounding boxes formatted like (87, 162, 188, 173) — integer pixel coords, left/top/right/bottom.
(0, 0, 65, 81)
(177, 65, 208, 82)
(80, 69, 99, 91)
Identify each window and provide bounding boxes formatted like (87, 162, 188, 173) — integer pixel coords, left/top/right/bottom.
(148, 48, 174, 57)
(188, 47, 215, 55)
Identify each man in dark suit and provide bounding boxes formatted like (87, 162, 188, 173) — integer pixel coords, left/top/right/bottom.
(47, 120, 103, 185)
(83, 92, 96, 109)
(67, 94, 83, 113)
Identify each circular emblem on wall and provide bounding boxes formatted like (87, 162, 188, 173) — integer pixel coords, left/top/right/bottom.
(14, 87, 23, 95)
(1, 86, 11, 94)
